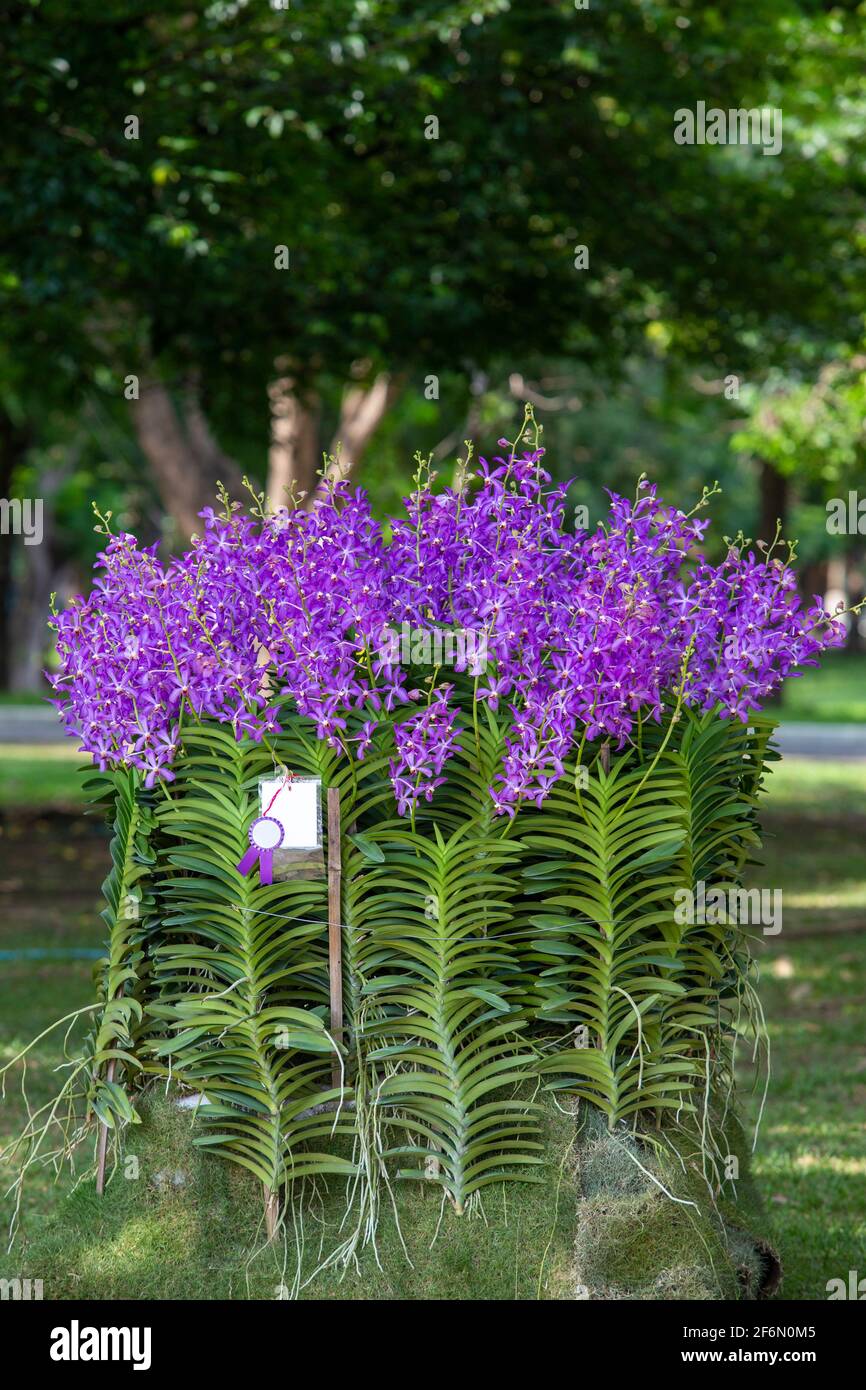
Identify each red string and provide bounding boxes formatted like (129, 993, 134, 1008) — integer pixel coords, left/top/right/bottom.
(263, 768, 293, 815)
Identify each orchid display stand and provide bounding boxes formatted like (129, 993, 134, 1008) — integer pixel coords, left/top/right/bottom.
(55, 701, 779, 1286)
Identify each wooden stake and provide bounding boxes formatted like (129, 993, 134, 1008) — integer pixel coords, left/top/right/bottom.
(327, 786, 344, 1089)
(263, 1183, 279, 1242)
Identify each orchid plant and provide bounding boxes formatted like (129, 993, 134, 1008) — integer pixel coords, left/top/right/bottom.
(49, 429, 844, 814)
(13, 423, 846, 1248)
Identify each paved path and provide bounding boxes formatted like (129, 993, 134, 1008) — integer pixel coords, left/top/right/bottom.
(774, 722, 866, 761)
(5, 706, 866, 761)
(0, 704, 66, 743)
(0, 705, 865, 760)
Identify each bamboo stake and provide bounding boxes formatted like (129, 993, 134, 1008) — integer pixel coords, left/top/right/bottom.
(327, 786, 344, 1090)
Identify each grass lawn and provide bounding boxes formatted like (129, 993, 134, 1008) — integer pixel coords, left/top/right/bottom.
(0, 749, 864, 1299)
(0, 744, 87, 807)
(0, 691, 50, 706)
(779, 649, 866, 723)
(738, 757, 866, 1301)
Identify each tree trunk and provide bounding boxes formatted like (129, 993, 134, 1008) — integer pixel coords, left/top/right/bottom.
(266, 374, 321, 510)
(317, 371, 402, 496)
(757, 459, 789, 545)
(9, 540, 55, 692)
(130, 377, 246, 541)
(0, 412, 31, 689)
(845, 549, 864, 654)
(8, 458, 70, 693)
(181, 378, 241, 481)
(464, 369, 489, 456)
(800, 558, 829, 611)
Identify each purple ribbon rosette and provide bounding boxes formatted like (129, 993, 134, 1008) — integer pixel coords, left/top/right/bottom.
(236, 815, 284, 886)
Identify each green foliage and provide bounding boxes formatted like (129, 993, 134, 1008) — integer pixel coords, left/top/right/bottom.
(4, 0, 866, 616)
(353, 821, 542, 1213)
(148, 722, 356, 1213)
(328, 702, 542, 1214)
(734, 361, 866, 487)
(5, 1, 865, 430)
(528, 712, 776, 1145)
(5, 704, 780, 1246)
(88, 766, 156, 1129)
(528, 745, 699, 1121)
(667, 712, 776, 1033)
(5, 751, 862, 1296)
(0, 766, 157, 1234)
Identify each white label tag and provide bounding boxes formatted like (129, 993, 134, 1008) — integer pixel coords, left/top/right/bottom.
(259, 777, 322, 850)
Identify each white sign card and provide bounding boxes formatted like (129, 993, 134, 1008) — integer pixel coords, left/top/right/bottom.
(259, 776, 322, 850)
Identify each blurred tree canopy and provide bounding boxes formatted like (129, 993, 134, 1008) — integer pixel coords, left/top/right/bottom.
(2, 0, 865, 682)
